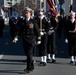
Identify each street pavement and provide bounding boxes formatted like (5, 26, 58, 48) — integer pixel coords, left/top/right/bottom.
(0, 25, 76, 75)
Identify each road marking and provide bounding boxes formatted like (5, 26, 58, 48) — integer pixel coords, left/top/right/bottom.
(0, 54, 3, 59)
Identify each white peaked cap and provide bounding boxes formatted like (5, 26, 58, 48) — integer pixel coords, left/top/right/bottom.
(24, 7, 32, 12)
(39, 8, 44, 12)
(70, 11, 75, 15)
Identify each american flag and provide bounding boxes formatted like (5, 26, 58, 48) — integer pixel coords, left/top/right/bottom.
(47, 0, 59, 17)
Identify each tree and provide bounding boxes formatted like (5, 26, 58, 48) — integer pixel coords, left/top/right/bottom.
(12, 0, 37, 15)
(12, 0, 24, 15)
(26, 0, 37, 10)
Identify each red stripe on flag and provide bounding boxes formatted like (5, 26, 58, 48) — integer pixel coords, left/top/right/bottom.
(51, 0, 55, 6)
(47, 0, 54, 8)
(47, 0, 57, 16)
(49, 8, 57, 16)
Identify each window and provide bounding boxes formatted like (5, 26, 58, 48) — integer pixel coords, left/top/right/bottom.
(14, 0, 17, 2)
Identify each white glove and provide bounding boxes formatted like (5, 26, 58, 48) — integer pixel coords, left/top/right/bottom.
(13, 37, 18, 43)
(50, 27, 53, 30)
(48, 30, 54, 35)
(48, 31, 52, 35)
(36, 41, 41, 45)
(40, 32, 44, 36)
(52, 30, 54, 33)
(65, 39, 68, 43)
(74, 29, 76, 31)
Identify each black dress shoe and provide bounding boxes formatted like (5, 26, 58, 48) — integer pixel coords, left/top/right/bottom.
(30, 68, 34, 72)
(40, 62, 44, 65)
(75, 62, 76, 65)
(47, 59, 51, 62)
(24, 68, 34, 72)
(24, 69, 30, 73)
(43, 62, 47, 66)
(70, 61, 74, 64)
(52, 59, 56, 63)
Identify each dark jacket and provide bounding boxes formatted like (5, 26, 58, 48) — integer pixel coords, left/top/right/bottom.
(64, 19, 76, 39)
(19, 18, 40, 43)
(36, 16, 50, 33)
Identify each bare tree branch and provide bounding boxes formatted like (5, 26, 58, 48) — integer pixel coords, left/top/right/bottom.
(12, 0, 37, 15)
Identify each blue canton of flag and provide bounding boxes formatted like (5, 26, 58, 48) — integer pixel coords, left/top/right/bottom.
(54, 0, 60, 14)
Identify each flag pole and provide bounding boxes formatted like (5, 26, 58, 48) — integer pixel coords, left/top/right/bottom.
(40, 0, 42, 32)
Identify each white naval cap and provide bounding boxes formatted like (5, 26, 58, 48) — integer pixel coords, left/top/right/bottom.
(70, 11, 75, 15)
(39, 8, 44, 12)
(24, 7, 32, 13)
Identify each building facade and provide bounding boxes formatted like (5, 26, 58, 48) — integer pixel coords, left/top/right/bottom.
(0, 0, 76, 16)
(37, 0, 76, 15)
(4, 0, 21, 8)
(36, 0, 48, 12)
(72, 0, 76, 12)
(4, 0, 21, 17)
(0, 0, 4, 15)
(65, 0, 76, 15)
